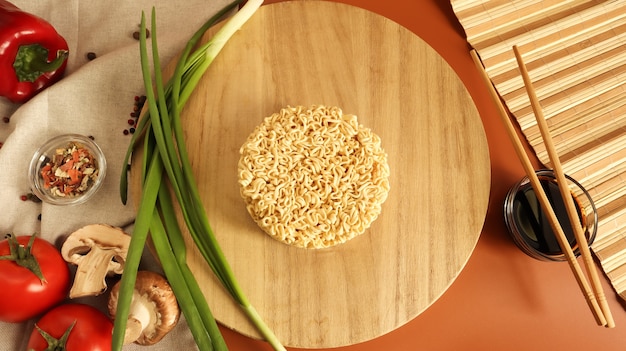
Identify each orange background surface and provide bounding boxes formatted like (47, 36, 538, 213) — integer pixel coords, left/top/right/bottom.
(219, 1, 626, 350)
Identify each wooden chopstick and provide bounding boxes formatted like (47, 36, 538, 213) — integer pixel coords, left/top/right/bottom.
(512, 45, 614, 328)
(469, 49, 608, 327)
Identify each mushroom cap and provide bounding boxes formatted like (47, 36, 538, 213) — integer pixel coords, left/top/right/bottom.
(108, 270, 180, 345)
(61, 223, 131, 273)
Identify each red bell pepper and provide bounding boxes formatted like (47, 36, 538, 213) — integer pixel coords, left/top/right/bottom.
(0, 0, 69, 103)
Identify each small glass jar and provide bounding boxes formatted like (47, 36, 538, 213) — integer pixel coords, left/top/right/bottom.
(28, 134, 106, 205)
(503, 169, 597, 262)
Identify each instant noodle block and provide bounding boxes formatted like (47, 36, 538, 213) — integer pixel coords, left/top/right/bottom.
(238, 105, 391, 249)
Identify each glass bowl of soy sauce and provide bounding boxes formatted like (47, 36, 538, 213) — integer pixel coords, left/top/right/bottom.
(503, 169, 598, 262)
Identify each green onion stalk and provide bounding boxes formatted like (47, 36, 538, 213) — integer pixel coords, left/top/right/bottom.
(115, 1, 286, 350)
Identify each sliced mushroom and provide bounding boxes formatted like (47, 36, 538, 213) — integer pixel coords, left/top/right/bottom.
(108, 270, 180, 345)
(61, 224, 131, 298)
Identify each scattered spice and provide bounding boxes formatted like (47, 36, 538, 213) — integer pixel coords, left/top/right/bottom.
(123, 95, 146, 135)
(86, 52, 97, 61)
(39, 141, 99, 198)
(20, 193, 42, 203)
(132, 28, 150, 40)
(2, 116, 9, 123)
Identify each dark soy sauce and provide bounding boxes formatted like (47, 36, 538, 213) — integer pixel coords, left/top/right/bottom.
(512, 178, 586, 256)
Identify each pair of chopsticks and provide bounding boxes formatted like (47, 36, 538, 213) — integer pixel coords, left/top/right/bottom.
(470, 46, 615, 328)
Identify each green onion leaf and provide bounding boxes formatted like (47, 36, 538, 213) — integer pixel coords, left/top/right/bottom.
(116, 1, 286, 351)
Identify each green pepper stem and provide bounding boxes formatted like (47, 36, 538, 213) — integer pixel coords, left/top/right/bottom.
(13, 45, 69, 83)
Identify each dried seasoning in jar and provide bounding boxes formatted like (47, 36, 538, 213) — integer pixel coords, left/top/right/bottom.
(39, 141, 99, 198)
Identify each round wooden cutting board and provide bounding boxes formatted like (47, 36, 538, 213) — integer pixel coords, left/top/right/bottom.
(132, 1, 490, 348)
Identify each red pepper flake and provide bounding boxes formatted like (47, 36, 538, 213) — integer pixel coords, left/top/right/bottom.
(20, 193, 41, 203)
(39, 141, 99, 198)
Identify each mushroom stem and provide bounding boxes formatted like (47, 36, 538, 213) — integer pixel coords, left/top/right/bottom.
(124, 318, 144, 345)
(123, 294, 155, 344)
(70, 248, 122, 298)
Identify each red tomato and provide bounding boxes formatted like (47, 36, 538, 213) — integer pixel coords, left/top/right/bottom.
(0, 234, 70, 322)
(26, 303, 113, 351)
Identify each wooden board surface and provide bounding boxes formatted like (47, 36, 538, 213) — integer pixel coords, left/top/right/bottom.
(132, 1, 491, 348)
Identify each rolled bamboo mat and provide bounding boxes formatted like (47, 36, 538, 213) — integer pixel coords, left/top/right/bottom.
(451, 0, 626, 300)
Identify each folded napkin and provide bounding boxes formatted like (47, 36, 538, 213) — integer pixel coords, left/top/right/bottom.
(0, 0, 231, 349)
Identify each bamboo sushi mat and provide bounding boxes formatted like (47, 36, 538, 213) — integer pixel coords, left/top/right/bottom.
(450, 0, 626, 300)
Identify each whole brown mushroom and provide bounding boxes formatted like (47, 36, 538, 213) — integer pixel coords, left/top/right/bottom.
(108, 270, 180, 345)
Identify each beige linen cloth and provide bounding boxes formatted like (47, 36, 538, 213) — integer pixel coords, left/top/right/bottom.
(0, 0, 232, 350)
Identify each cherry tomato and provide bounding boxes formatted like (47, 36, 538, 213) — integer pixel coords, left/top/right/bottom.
(0, 234, 70, 322)
(26, 303, 113, 351)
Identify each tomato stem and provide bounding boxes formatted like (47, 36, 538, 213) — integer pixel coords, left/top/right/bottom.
(31, 320, 76, 351)
(0, 233, 47, 283)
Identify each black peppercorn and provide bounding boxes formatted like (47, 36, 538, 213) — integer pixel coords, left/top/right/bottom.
(132, 29, 150, 40)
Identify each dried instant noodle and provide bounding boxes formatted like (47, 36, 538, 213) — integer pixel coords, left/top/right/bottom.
(237, 105, 390, 249)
